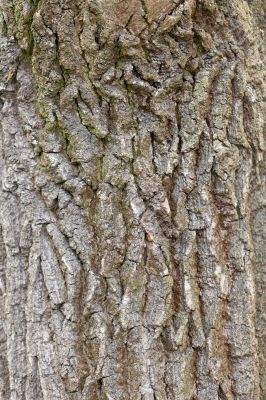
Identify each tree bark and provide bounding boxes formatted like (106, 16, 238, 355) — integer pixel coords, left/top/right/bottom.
(0, 0, 265, 399)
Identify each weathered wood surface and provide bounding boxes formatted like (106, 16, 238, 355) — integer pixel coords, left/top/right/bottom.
(0, 0, 265, 399)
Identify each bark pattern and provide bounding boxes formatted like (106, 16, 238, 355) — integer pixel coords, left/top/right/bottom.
(0, 0, 265, 399)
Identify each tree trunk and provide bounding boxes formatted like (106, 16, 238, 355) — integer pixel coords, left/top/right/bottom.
(0, 0, 265, 399)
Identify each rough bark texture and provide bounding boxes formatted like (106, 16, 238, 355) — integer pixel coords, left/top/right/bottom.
(0, 0, 265, 399)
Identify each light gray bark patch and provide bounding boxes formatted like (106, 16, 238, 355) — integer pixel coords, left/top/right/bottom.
(0, 225, 10, 399)
(40, 228, 67, 305)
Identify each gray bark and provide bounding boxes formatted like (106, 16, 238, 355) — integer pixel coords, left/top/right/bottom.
(0, 0, 265, 399)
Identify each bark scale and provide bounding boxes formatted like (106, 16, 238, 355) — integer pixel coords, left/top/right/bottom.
(0, 0, 265, 399)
